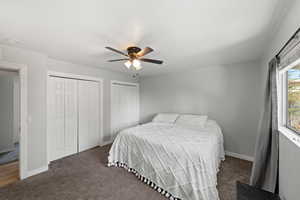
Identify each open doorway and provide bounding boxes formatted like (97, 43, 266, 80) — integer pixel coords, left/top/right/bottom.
(0, 69, 20, 187)
(0, 60, 27, 183)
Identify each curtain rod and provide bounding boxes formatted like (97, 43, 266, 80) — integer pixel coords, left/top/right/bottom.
(276, 27, 300, 59)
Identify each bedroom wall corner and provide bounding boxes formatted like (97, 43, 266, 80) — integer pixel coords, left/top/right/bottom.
(139, 61, 262, 158)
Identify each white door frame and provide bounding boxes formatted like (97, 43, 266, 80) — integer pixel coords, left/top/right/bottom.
(0, 60, 28, 180)
(46, 71, 104, 163)
(110, 80, 140, 144)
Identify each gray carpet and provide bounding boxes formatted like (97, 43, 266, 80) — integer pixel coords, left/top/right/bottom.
(0, 145, 252, 200)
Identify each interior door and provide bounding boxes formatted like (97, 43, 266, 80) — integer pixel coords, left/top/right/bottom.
(78, 80, 100, 152)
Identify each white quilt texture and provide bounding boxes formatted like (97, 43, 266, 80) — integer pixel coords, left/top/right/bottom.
(108, 120, 225, 200)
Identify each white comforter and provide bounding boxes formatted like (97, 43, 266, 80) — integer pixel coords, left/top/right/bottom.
(108, 120, 225, 200)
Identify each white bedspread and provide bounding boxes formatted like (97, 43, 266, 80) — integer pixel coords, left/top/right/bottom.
(108, 120, 225, 200)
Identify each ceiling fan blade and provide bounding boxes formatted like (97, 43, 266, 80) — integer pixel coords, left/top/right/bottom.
(137, 47, 154, 57)
(140, 58, 163, 64)
(108, 58, 129, 62)
(105, 46, 128, 57)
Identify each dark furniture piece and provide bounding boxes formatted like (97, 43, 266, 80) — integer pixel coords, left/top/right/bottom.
(237, 181, 281, 200)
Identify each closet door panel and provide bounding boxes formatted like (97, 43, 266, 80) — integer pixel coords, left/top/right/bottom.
(111, 85, 119, 138)
(64, 79, 78, 157)
(78, 80, 100, 152)
(88, 81, 100, 148)
(111, 83, 139, 140)
(49, 77, 65, 161)
(128, 86, 139, 126)
(49, 76, 101, 161)
(78, 81, 89, 152)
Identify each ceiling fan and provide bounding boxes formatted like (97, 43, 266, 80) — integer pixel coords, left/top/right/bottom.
(105, 46, 163, 70)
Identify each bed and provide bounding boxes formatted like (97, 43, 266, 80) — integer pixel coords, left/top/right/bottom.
(108, 115, 225, 200)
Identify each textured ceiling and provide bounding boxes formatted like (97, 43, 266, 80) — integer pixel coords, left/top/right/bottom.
(0, 0, 293, 76)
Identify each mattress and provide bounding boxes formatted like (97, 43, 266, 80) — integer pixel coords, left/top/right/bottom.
(108, 120, 225, 200)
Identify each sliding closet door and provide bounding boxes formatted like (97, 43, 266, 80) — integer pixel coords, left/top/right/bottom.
(48, 77, 66, 161)
(78, 80, 100, 152)
(64, 79, 78, 157)
(48, 77, 78, 161)
(127, 85, 139, 126)
(111, 82, 139, 139)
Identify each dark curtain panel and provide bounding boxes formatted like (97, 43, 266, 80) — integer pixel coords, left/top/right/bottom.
(250, 57, 279, 193)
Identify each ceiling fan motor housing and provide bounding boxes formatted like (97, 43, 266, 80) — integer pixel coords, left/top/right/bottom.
(127, 46, 141, 58)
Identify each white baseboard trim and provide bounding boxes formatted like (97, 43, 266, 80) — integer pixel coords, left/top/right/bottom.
(26, 165, 48, 178)
(100, 139, 113, 147)
(225, 151, 254, 162)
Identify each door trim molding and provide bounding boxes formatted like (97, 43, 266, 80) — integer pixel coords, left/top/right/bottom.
(26, 165, 48, 178)
(47, 71, 104, 163)
(0, 60, 28, 180)
(225, 151, 254, 162)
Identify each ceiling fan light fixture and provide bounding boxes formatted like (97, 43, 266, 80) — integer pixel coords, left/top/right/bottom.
(124, 60, 131, 69)
(132, 59, 142, 70)
(134, 65, 142, 70)
(132, 59, 141, 67)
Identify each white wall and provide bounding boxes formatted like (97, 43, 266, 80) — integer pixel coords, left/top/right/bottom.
(0, 44, 137, 174)
(0, 48, 3, 60)
(278, 134, 300, 200)
(259, 1, 300, 199)
(1, 45, 48, 172)
(140, 61, 262, 157)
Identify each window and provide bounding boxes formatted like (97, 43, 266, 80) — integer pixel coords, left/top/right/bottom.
(287, 64, 300, 132)
(279, 57, 300, 135)
(277, 29, 300, 146)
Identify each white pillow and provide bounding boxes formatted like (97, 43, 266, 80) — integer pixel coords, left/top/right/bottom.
(152, 113, 179, 123)
(175, 114, 208, 128)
